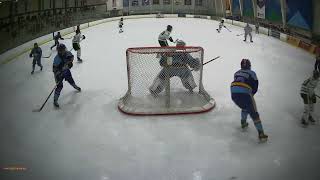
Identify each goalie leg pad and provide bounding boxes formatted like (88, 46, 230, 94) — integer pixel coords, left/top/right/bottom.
(181, 75, 197, 90)
(149, 76, 165, 94)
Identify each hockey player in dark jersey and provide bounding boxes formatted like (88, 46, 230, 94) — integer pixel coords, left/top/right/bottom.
(52, 44, 81, 108)
(119, 18, 124, 33)
(50, 32, 64, 50)
(231, 59, 268, 141)
(29, 43, 43, 74)
(149, 40, 200, 95)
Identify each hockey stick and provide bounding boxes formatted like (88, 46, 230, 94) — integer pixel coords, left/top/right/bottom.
(191, 56, 220, 72)
(316, 94, 320, 98)
(63, 36, 73, 40)
(32, 84, 57, 112)
(236, 33, 244, 36)
(42, 51, 52, 58)
(224, 26, 232, 32)
(203, 56, 221, 66)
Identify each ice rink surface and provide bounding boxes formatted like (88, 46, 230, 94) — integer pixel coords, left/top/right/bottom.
(0, 18, 320, 180)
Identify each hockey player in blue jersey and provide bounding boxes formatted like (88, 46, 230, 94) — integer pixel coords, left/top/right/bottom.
(52, 44, 81, 108)
(149, 40, 200, 95)
(50, 32, 64, 50)
(29, 43, 43, 74)
(231, 59, 268, 141)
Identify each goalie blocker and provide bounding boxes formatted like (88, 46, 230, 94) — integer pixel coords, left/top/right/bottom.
(118, 46, 215, 115)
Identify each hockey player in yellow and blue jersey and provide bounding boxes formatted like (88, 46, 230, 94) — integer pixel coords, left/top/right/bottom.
(231, 59, 268, 141)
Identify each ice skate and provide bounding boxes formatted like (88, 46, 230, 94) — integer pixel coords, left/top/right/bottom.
(53, 100, 60, 108)
(301, 118, 309, 127)
(74, 85, 81, 92)
(241, 122, 249, 129)
(258, 132, 268, 142)
(309, 116, 316, 124)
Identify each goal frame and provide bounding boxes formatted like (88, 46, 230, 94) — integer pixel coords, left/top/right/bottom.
(118, 46, 215, 115)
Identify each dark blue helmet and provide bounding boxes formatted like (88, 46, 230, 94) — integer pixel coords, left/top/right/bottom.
(57, 43, 66, 51)
(167, 25, 172, 32)
(241, 59, 251, 70)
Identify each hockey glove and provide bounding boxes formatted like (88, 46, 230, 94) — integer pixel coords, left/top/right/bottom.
(169, 37, 174, 42)
(167, 57, 173, 66)
(29, 54, 33, 58)
(82, 35, 86, 40)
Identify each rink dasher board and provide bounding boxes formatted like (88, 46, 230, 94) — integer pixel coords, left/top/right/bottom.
(1, 15, 317, 66)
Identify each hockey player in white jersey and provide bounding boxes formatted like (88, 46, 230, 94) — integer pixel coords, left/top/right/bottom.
(119, 18, 124, 33)
(72, 29, 86, 62)
(216, 19, 226, 33)
(244, 23, 253, 42)
(149, 40, 200, 95)
(158, 25, 174, 47)
(300, 70, 319, 126)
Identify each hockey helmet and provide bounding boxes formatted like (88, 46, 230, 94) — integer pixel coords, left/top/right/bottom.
(241, 59, 251, 70)
(167, 25, 173, 32)
(221, 19, 224, 23)
(57, 44, 66, 54)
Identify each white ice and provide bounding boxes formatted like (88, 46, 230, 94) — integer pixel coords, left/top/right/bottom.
(0, 18, 320, 180)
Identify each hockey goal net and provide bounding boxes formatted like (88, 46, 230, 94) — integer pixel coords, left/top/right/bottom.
(118, 46, 215, 115)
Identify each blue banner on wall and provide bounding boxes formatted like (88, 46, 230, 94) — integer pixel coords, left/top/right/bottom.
(286, 0, 313, 30)
(123, 0, 129, 7)
(243, 0, 254, 17)
(266, 0, 282, 22)
(232, 0, 241, 16)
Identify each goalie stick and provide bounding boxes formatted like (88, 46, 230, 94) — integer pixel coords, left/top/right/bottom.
(191, 56, 221, 72)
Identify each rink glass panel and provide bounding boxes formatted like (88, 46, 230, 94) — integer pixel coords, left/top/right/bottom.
(118, 46, 215, 115)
